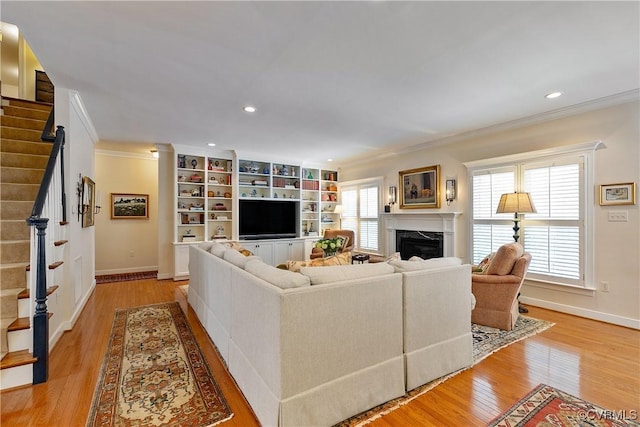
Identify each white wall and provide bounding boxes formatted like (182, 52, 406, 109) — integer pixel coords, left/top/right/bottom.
(94, 151, 158, 275)
(51, 88, 98, 343)
(341, 100, 640, 328)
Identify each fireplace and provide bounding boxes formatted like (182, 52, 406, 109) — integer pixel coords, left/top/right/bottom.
(383, 212, 460, 258)
(396, 230, 443, 260)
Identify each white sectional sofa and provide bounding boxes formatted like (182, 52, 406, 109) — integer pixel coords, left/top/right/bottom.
(188, 242, 473, 427)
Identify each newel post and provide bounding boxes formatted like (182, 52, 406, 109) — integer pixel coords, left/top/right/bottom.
(27, 216, 49, 384)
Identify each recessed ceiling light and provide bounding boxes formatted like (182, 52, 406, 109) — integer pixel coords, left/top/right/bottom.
(327, 159, 333, 162)
(243, 105, 256, 113)
(545, 92, 563, 99)
(208, 143, 216, 147)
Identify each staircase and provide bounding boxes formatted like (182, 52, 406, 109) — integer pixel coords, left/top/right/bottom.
(0, 97, 63, 389)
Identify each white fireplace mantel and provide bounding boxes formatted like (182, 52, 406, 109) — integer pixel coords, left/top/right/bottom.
(382, 212, 462, 257)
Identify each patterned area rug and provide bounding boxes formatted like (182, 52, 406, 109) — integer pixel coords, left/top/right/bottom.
(489, 384, 640, 426)
(336, 316, 554, 426)
(96, 270, 158, 284)
(86, 302, 233, 427)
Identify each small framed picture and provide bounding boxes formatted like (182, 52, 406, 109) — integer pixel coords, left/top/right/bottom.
(111, 193, 149, 219)
(599, 182, 636, 206)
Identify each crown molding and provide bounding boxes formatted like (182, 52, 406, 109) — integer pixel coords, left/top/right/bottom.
(346, 89, 639, 167)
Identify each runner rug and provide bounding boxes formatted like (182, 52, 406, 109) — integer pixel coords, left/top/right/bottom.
(488, 383, 639, 426)
(337, 316, 554, 426)
(86, 302, 233, 427)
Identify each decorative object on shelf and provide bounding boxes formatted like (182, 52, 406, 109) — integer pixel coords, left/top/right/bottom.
(399, 164, 441, 209)
(178, 155, 186, 168)
(445, 179, 456, 206)
(307, 170, 314, 179)
(213, 203, 226, 210)
(208, 190, 214, 197)
(388, 186, 397, 205)
(182, 229, 196, 242)
(599, 182, 636, 206)
(496, 192, 537, 242)
(215, 225, 225, 237)
(314, 236, 345, 257)
(189, 173, 202, 183)
(224, 192, 231, 198)
(111, 193, 149, 219)
(179, 174, 187, 182)
(191, 158, 198, 169)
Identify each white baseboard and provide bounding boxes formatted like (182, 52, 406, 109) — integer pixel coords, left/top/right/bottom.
(54, 279, 96, 349)
(95, 266, 158, 276)
(520, 296, 640, 330)
(157, 272, 174, 280)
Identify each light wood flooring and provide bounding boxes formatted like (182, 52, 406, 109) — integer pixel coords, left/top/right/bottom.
(1, 278, 638, 426)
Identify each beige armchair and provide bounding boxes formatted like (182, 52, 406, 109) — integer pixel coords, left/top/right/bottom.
(471, 242, 531, 331)
(310, 229, 355, 259)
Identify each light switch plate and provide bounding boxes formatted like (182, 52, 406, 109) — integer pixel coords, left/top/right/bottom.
(608, 211, 628, 222)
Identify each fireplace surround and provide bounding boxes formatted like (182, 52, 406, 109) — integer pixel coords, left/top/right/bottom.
(383, 212, 460, 258)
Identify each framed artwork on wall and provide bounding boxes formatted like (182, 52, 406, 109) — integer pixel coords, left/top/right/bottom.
(82, 176, 96, 227)
(399, 165, 441, 209)
(599, 182, 636, 206)
(111, 193, 149, 219)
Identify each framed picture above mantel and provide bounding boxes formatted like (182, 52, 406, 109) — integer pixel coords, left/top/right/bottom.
(399, 165, 441, 209)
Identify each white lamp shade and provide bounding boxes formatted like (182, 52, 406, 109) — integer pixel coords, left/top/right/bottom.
(496, 192, 537, 214)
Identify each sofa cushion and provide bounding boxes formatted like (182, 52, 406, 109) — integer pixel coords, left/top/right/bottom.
(300, 262, 394, 285)
(208, 241, 227, 257)
(389, 257, 462, 272)
(223, 248, 259, 269)
(245, 259, 311, 289)
(486, 243, 523, 275)
(285, 251, 351, 272)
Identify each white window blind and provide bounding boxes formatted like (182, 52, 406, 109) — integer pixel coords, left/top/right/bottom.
(471, 158, 585, 286)
(340, 180, 380, 253)
(524, 162, 582, 283)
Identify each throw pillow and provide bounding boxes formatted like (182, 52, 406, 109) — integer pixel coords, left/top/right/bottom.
(485, 242, 523, 275)
(472, 252, 494, 273)
(300, 262, 394, 285)
(286, 251, 351, 272)
(245, 259, 310, 289)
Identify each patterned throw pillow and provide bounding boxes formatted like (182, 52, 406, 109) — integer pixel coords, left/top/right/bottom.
(473, 252, 495, 273)
(286, 251, 352, 272)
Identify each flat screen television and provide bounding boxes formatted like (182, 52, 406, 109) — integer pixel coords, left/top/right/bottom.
(239, 199, 298, 239)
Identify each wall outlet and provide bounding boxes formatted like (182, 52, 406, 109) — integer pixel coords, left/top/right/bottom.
(601, 281, 610, 292)
(608, 211, 628, 222)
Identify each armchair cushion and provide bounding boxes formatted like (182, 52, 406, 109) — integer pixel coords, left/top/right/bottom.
(485, 242, 523, 275)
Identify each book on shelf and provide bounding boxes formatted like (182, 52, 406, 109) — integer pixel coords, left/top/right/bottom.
(182, 236, 197, 242)
(252, 180, 268, 186)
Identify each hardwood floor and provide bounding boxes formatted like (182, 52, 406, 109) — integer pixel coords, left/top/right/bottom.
(1, 279, 638, 426)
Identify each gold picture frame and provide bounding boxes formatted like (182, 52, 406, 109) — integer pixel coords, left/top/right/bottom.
(399, 165, 441, 209)
(82, 176, 96, 228)
(599, 182, 636, 206)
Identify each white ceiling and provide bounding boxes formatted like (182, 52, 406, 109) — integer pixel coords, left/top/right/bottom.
(3, 1, 639, 166)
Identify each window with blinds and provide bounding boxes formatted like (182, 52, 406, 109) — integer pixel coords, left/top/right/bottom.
(471, 157, 585, 287)
(340, 181, 380, 253)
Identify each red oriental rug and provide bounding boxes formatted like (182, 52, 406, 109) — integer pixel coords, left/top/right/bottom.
(86, 302, 233, 427)
(489, 384, 639, 427)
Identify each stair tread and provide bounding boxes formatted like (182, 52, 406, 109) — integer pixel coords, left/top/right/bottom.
(18, 285, 59, 300)
(49, 261, 63, 270)
(54, 240, 68, 246)
(0, 262, 30, 270)
(0, 350, 37, 370)
(7, 313, 53, 332)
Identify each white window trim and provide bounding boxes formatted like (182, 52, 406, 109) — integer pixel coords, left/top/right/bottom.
(340, 176, 384, 254)
(464, 141, 605, 290)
